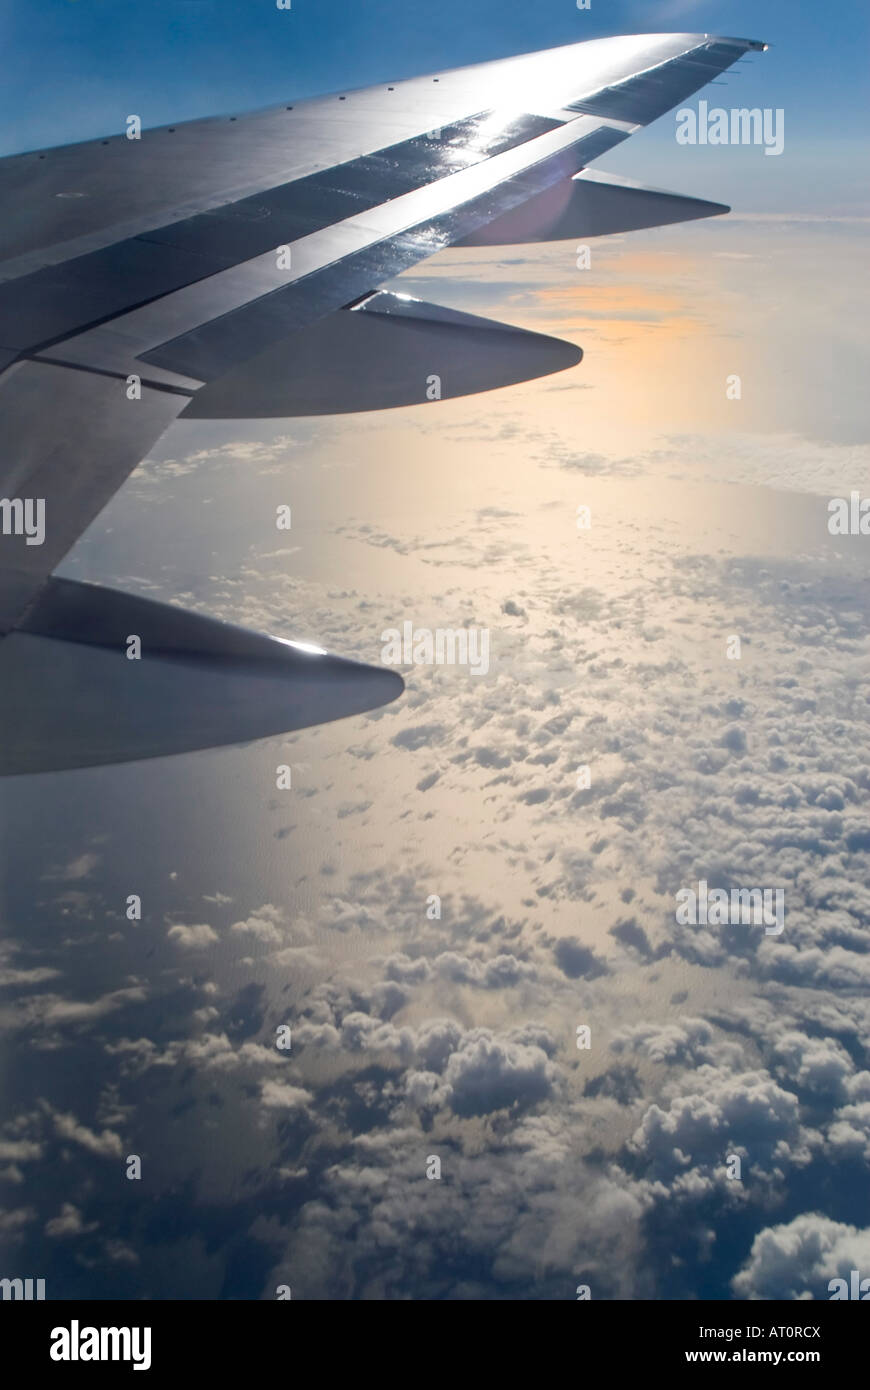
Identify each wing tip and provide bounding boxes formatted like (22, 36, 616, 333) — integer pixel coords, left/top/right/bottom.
(702, 34, 770, 52)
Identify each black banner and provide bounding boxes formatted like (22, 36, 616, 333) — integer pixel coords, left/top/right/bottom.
(3, 1297, 864, 1374)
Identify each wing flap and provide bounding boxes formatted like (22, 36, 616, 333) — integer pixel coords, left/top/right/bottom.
(0, 361, 186, 629)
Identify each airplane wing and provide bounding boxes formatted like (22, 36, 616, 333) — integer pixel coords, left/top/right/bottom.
(0, 31, 765, 773)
